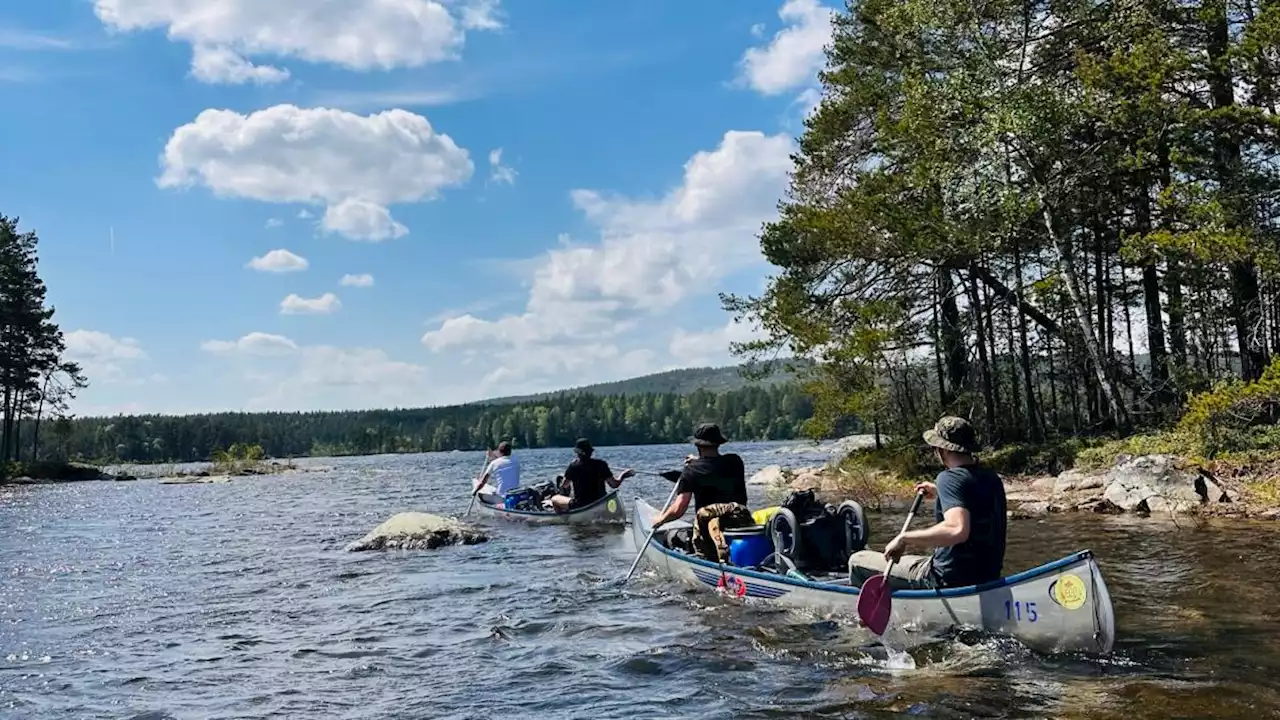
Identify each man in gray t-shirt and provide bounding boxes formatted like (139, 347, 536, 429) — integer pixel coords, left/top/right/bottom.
(848, 416, 1007, 590)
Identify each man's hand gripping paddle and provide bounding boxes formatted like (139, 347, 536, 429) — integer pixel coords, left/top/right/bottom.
(856, 489, 926, 636)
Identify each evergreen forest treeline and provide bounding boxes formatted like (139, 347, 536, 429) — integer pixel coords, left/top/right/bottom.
(37, 385, 820, 464)
(727, 0, 1280, 449)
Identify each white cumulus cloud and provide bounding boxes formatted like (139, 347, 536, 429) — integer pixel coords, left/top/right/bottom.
(264, 217, 283, 229)
(247, 248, 308, 273)
(157, 105, 473, 241)
(281, 292, 341, 315)
(201, 332, 299, 356)
(322, 199, 409, 242)
(93, 0, 501, 84)
(738, 0, 834, 96)
(190, 44, 289, 85)
(340, 273, 375, 288)
(669, 318, 765, 367)
(488, 148, 516, 185)
(421, 129, 794, 391)
(64, 329, 147, 382)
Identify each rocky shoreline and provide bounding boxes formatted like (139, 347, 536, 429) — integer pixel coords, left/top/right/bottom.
(3, 460, 333, 486)
(752, 453, 1280, 522)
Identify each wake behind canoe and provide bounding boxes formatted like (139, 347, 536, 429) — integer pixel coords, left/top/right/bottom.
(630, 498, 1115, 655)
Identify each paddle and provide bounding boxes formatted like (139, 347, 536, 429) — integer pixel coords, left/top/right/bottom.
(621, 474, 684, 585)
(637, 470, 683, 483)
(464, 448, 493, 517)
(857, 489, 927, 636)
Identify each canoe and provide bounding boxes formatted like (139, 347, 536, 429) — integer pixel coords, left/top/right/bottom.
(474, 489, 626, 525)
(630, 498, 1116, 655)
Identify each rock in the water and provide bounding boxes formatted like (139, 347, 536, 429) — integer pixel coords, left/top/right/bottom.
(1011, 501, 1053, 519)
(1053, 469, 1105, 494)
(1031, 477, 1057, 494)
(748, 465, 788, 486)
(345, 512, 488, 552)
(787, 467, 826, 491)
(1102, 455, 1211, 514)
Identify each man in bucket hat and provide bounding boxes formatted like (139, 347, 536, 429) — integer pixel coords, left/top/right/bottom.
(649, 423, 748, 528)
(546, 438, 634, 512)
(848, 416, 1007, 590)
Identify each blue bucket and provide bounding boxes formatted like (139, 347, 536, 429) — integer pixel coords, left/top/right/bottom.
(725, 526, 771, 568)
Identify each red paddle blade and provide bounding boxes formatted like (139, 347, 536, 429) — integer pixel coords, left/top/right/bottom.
(857, 574, 893, 635)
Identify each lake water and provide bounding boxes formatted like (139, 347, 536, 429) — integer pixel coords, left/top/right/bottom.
(2, 442, 1278, 719)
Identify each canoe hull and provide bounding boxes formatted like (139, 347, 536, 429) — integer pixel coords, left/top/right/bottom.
(630, 499, 1115, 655)
(475, 490, 626, 525)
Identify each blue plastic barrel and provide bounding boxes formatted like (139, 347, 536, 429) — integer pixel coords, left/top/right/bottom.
(725, 526, 771, 568)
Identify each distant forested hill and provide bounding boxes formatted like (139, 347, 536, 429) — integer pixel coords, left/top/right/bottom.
(37, 363, 818, 464)
(480, 363, 804, 404)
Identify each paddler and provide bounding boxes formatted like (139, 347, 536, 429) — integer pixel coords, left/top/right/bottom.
(473, 440, 521, 498)
(848, 416, 1007, 590)
(650, 423, 752, 561)
(545, 438, 635, 512)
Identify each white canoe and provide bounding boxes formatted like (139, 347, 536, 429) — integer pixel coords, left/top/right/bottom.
(474, 490, 626, 525)
(631, 498, 1115, 655)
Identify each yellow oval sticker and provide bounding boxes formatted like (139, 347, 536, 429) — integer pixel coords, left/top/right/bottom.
(607, 499, 618, 513)
(1053, 574, 1087, 610)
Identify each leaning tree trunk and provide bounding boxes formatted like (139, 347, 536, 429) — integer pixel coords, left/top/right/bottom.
(1037, 194, 1128, 428)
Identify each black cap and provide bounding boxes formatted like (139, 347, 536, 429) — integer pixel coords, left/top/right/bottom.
(574, 438, 594, 456)
(691, 423, 728, 447)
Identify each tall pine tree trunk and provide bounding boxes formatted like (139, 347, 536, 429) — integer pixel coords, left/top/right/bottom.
(1206, 0, 1268, 380)
(966, 270, 997, 439)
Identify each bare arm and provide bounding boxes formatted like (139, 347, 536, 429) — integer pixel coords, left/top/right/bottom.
(606, 468, 635, 489)
(651, 491, 692, 527)
(896, 507, 970, 549)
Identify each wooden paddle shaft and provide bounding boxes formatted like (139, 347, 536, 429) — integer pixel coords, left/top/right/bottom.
(882, 489, 927, 580)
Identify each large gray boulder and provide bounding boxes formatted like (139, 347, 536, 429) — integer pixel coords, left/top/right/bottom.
(748, 465, 788, 486)
(1101, 455, 1223, 514)
(1053, 469, 1105, 494)
(345, 512, 488, 552)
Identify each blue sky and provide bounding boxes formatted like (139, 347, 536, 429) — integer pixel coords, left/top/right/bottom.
(0, 0, 835, 415)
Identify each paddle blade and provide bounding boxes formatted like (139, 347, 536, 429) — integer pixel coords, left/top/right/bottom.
(857, 574, 893, 635)
(658, 470, 682, 483)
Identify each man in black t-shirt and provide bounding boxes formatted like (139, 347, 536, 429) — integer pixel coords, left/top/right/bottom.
(848, 416, 1007, 589)
(650, 423, 748, 529)
(547, 438, 634, 512)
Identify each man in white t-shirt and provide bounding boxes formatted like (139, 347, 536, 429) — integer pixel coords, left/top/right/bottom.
(474, 441, 520, 497)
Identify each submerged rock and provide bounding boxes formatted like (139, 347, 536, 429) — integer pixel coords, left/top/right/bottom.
(345, 512, 488, 552)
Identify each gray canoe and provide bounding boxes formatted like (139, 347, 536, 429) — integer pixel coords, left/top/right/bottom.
(630, 499, 1116, 655)
(474, 490, 626, 525)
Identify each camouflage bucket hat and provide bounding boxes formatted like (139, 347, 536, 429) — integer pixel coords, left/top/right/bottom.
(922, 416, 980, 454)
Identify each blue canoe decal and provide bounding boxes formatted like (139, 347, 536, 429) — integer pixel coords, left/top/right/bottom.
(691, 568, 791, 600)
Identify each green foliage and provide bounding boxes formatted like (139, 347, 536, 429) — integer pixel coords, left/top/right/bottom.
(726, 0, 1280, 451)
(45, 383, 819, 464)
(1176, 357, 1280, 457)
(210, 443, 268, 475)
